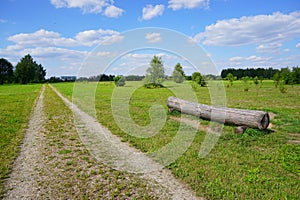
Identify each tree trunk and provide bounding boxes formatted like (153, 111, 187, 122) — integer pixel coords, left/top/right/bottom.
(167, 96, 270, 130)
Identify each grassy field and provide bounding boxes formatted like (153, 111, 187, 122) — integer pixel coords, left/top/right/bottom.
(52, 80, 300, 199)
(0, 84, 42, 197)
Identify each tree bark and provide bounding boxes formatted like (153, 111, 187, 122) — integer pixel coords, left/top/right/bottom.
(167, 96, 270, 130)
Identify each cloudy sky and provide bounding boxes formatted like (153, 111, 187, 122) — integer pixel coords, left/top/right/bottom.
(1, 0, 299, 77)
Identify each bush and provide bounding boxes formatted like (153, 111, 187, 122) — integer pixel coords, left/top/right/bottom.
(113, 76, 125, 86)
(279, 81, 287, 93)
(192, 72, 206, 87)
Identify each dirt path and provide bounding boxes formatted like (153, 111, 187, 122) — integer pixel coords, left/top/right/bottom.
(49, 85, 201, 200)
(4, 85, 46, 199)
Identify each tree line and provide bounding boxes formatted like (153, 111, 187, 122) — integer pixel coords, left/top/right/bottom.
(0, 54, 46, 84)
(221, 67, 300, 85)
(74, 74, 145, 83)
(221, 67, 279, 80)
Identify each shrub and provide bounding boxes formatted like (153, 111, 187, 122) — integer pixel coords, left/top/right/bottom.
(113, 76, 125, 86)
(192, 72, 206, 87)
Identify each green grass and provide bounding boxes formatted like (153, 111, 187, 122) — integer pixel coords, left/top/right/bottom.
(0, 84, 42, 197)
(53, 80, 300, 199)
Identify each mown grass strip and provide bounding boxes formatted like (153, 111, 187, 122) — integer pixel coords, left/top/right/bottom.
(0, 84, 42, 197)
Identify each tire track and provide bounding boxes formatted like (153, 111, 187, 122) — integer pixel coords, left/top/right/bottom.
(4, 85, 45, 200)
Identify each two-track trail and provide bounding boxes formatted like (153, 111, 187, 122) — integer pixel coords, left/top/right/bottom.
(4, 84, 202, 200)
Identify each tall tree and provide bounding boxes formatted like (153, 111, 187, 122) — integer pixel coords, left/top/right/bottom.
(172, 63, 185, 83)
(0, 58, 14, 84)
(15, 54, 46, 84)
(144, 55, 165, 88)
(34, 63, 46, 83)
(292, 67, 300, 84)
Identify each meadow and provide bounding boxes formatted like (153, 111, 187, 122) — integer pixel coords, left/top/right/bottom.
(0, 80, 299, 199)
(52, 80, 300, 199)
(0, 84, 42, 197)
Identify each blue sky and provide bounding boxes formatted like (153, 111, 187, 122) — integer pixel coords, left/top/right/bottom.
(1, 0, 299, 77)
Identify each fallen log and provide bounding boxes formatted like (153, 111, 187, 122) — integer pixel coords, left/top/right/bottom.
(167, 96, 270, 130)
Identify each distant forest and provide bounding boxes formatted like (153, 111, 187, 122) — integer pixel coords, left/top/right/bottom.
(77, 74, 145, 82)
(221, 67, 300, 84)
(221, 67, 279, 80)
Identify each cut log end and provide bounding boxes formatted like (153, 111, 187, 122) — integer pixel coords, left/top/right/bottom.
(259, 113, 270, 130)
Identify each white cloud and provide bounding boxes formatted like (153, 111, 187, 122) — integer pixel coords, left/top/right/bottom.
(296, 43, 300, 48)
(8, 29, 77, 47)
(50, 0, 124, 17)
(101, 35, 124, 45)
(0, 19, 7, 23)
(75, 29, 121, 46)
(7, 28, 121, 48)
(142, 4, 165, 20)
(22, 47, 87, 59)
(50, 0, 108, 13)
(104, 5, 124, 18)
(145, 32, 162, 43)
(168, 0, 209, 10)
(1, 28, 123, 77)
(229, 55, 272, 62)
(195, 11, 300, 50)
(256, 43, 282, 53)
(95, 51, 112, 57)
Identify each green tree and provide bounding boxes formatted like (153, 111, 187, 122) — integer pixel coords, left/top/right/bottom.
(225, 73, 235, 86)
(273, 72, 281, 88)
(144, 56, 165, 88)
(241, 76, 250, 91)
(34, 63, 46, 83)
(0, 58, 14, 84)
(192, 72, 206, 87)
(172, 63, 185, 83)
(291, 67, 300, 84)
(15, 54, 46, 84)
(253, 76, 259, 86)
(113, 76, 126, 86)
(259, 76, 264, 88)
(280, 67, 292, 84)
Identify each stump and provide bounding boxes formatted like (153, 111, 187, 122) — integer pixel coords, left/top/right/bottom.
(167, 96, 269, 130)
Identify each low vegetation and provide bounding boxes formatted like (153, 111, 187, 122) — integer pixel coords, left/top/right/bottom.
(52, 80, 299, 199)
(0, 84, 41, 197)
